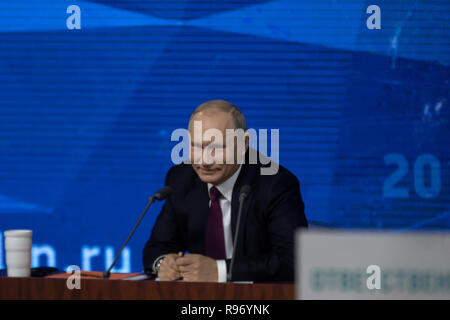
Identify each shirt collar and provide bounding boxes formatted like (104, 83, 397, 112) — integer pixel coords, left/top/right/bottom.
(207, 165, 242, 202)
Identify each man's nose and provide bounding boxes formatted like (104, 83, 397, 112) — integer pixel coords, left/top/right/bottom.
(202, 155, 215, 166)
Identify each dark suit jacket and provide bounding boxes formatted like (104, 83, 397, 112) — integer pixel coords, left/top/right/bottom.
(142, 156, 307, 282)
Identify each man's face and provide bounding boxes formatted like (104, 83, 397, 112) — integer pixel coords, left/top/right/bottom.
(189, 111, 246, 185)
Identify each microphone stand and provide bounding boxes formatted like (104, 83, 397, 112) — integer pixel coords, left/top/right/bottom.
(103, 196, 155, 279)
(227, 193, 246, 282)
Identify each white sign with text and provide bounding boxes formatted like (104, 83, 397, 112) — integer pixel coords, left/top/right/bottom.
(296, 230, 450, 300)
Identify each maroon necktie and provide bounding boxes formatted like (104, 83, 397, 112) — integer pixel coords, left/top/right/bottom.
(205, 186, 226, 260)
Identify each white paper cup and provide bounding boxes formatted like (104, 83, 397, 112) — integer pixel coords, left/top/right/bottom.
(4, 229, 33, 277)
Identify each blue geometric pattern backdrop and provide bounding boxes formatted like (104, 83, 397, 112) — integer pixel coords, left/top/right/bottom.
(0, 0, 448, 272)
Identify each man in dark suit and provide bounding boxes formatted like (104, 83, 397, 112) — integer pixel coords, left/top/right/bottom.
(143, 100, 307, 282)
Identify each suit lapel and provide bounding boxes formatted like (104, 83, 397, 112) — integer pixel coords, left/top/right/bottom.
(185, 176, 210, 254)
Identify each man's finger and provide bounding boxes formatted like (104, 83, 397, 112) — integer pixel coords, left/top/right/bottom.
(165, 258, 179, 270)
(178, 265, 193, 273)
(169, 270, 180, 280)
(176, 254, 201, 266)
(163, 256, 180, 270)
(182, 274, 199, 282)
(176, 255, 196, 266)
(160, 269, 180, 281)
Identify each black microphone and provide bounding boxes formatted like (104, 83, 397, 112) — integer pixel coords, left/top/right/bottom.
(154, 186, 172, 201)
(103, 186, 173, 279)
(227, 185, 251, 282)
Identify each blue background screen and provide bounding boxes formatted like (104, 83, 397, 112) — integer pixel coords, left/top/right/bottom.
(0, 0, 448, 272)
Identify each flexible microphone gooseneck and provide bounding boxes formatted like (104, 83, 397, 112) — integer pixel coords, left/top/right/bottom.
(227, 185, 251, 282)
(103, 186, 172, 279)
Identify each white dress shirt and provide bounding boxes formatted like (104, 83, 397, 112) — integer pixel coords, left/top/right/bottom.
(207, 165, 242, 282)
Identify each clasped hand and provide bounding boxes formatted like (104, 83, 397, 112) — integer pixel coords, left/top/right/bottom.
(157, 252, 218, 282)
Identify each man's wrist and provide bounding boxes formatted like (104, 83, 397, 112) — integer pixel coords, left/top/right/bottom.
(152, 254, 167, 274)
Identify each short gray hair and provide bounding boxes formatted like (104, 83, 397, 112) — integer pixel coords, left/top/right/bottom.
(189, 99, 247, 131)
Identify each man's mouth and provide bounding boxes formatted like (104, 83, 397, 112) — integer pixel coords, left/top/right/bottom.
(198, 167, 220, 174)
